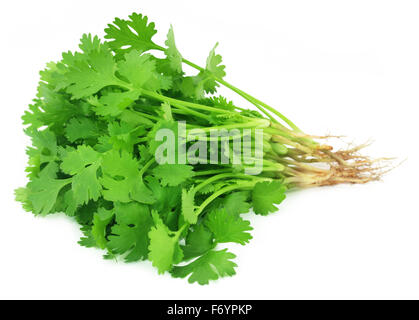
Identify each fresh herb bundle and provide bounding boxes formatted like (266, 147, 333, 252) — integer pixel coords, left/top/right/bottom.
(15, 13, 385, 284)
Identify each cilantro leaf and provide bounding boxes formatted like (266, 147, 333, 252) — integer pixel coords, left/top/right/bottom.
(148, 211, 183, 274)
(182, 224, 215, 260)
(78, 225, 97, 248)
(145, 176, 182, 230)
(65, 118, 101, 142)
(199, 43, 226, 94)
(152, 164, 194, 187)
(100, 150, 154, 203)
(105, 13, 160, 56)
(158, 102, 173, 121)
(62, 34, 121, 99)
(14, 187, 33, 212)
(118, 52, 156, 89)
(26, 163, 72, 215)
(205, 209, 253, 245)
(107, 202, 153, 262)
(208, 96, 236, 111)
(181, 187, 197, 224)
(171, 249, 237, 285)
(252, 181, 287, 215)
(224, 192, 251, 216)
(206, 43, 226, 79)
(63, 190, 78, 216)
(25, 128, 57, 166)
(61, 145, 102, 206)
(91, 207, 114, 249)
(177, 44, 226, 99)
(208, 191, 251, 217)
(88, 90, 140, 117)
(107, 121, 145, 152)
(196, 183, 215, 195)
(164, 26, 183, 74)
(147, 119, 179, 152)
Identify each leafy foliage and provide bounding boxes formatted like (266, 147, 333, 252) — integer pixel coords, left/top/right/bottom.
(148, 211, 183, 273)
(152, 164, 194, 187)
(107, 202, 153, 262)
(16, 12, 292, 285)
(205, 209, 253, 245)
(171, 249, 237, 285)
(252, 181, 287, 215)
(104, 13, 160, 57)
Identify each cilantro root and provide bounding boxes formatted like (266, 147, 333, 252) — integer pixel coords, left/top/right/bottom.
(15, 12, 389, 285)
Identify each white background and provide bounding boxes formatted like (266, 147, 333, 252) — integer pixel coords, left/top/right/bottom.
(1, 0, 418, 299)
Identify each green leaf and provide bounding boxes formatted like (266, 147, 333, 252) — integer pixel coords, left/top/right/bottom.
(88, 90, 141, 117)
(62, 34, 120, 99)
(220, 191, 251, 217)
(252, 181, 287, 215)
(182, 224, 214, 260)
(61, 145, 100, 174)
(118, 51, 154, 87)
(25, 128, 57, 167)
(208, 96, 236, 111)
(91, 207, 114, 249)
(105, 13, 159, 56)
(181, 188, 197, 224)
(72, 163, 102, 205)
(177, 44, 226, 99)
(65, 118, 101, 142)
(74, 201, 97, 225)
(171, 249, 237, 285)
(196, 183, 215, 195)
(63, 190, 77, 216)
(148, 211, 183, 274)
(164, 26, 183, 73)
(205, 209, 252, 245)
(26, 163, 72, 215)
(15, 187, 33, 212)
(24, 83, 86, 132)
(118, 51, 172, 92)
(146, 176, 181, 210)
(147, 119, 180, 156)
(179, 76, 200, 98)
(152, 164, 194, 187)
(107, 121, 146, 152)
(61, 145, 102, 206)
(159, 102, 173, 121)
(107, 202, 153, 262)
(78, 225, 97, 248)
(200, 43, 226, 94)
(206, 43, 226, 79)
(100, 150, 154, 203)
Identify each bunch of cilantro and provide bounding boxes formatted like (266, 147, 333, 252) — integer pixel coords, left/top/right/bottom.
(16, 13, 380, 284)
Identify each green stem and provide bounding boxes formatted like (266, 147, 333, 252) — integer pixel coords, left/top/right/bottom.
(139, 158, 155, 176)
(193, 169, 232, 176)
(194, 181, 257, 217)
(215, 77, 300, 130)
(181, 57, 300, 130)
(175, 222, 189, 238)
(153, 44, 300, 130)
(143, 90, 210, 120)
(130, 109, 159, 122)
(136, 137, 149, 143)
(143, 89, 235, 115)
(182, 58, 204, 72)
(187, 118, 269, 135)
(193, 172, 256, 194)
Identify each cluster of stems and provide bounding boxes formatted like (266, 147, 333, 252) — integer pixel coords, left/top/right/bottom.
(127, 47, 385, 193)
